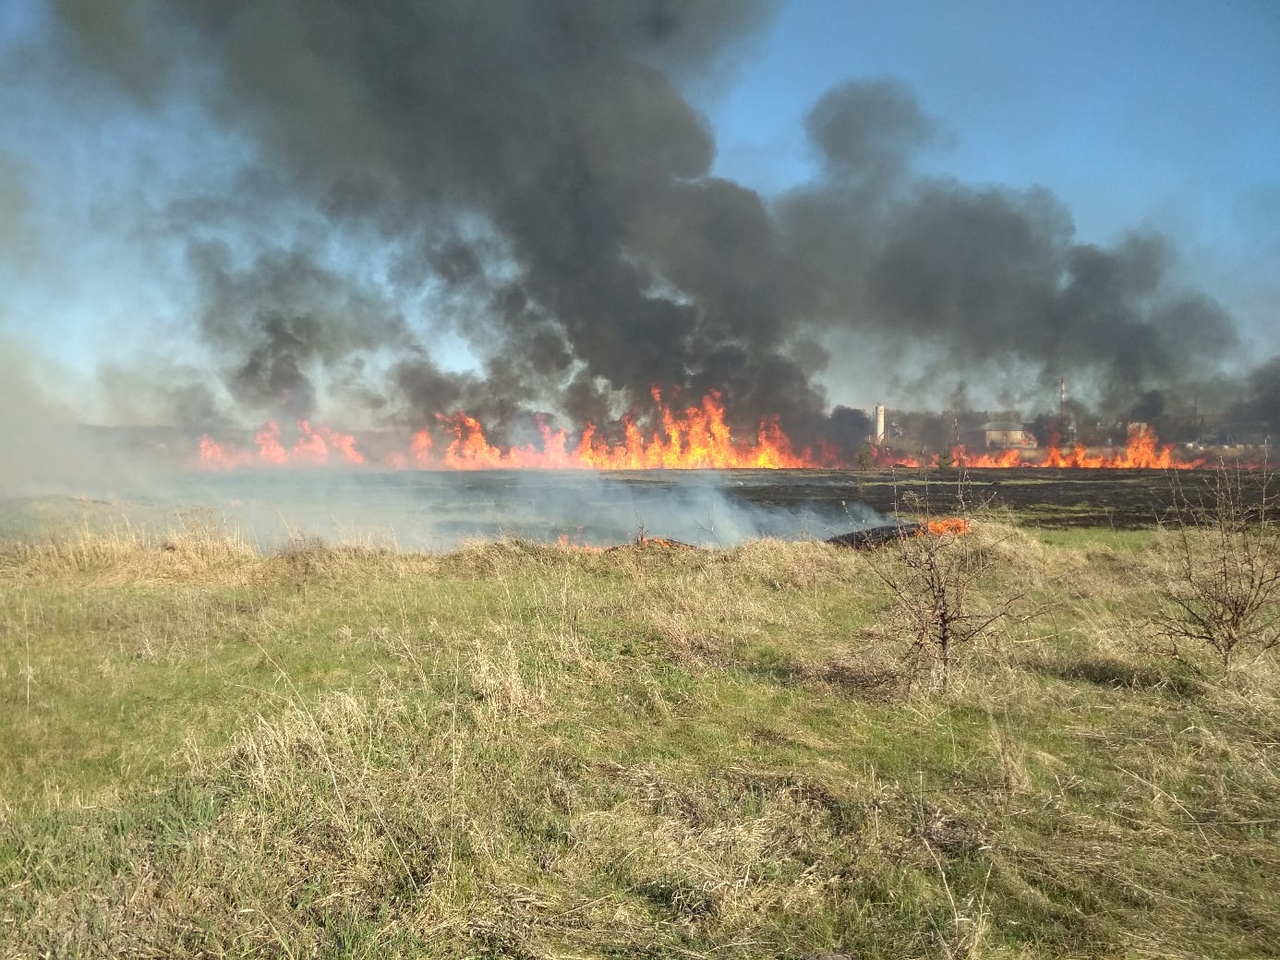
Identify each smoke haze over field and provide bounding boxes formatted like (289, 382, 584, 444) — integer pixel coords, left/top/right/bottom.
(1, 0, 1277, 463)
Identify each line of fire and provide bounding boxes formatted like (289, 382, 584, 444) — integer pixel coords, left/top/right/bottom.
(194, 387, 1270, 473)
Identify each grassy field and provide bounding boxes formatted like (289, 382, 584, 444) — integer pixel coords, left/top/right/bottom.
(1, 502, 1278, 958)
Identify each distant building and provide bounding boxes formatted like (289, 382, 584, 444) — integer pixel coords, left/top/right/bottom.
(982, 421, 1036, 449)
(1207, 422, 1271, 448)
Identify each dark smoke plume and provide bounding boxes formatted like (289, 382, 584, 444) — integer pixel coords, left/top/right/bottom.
(40, 0, 1265, 441)
(778, 80, 1243, 415)
(1232, 357, 1280, 433)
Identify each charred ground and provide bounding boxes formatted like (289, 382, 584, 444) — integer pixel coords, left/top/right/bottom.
(725, 466, 1274, 530)
(2, 465, 1269, 552)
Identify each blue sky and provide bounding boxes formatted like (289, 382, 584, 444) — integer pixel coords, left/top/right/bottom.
(699, 0, 1279, 343)
(0, 0, 1277, 421)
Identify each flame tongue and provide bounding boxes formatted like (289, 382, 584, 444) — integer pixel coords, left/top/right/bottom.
(198, 419, 368, 469)
(431, 390, 816, 470)
(949, 424, 1199, 470)
(194, 397, 1216, 472)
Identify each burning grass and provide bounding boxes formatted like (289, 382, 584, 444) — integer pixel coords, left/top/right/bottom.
(1, 523, 1278, 958)
(194, 390, 1241, 475)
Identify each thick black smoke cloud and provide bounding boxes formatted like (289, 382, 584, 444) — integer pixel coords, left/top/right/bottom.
(45, 0, 1264, 444)
(1233, 357, 1280, 432)
(779, 80, 1244, 416)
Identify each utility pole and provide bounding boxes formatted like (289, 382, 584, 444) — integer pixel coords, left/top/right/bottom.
(1060, 377, 1068, 440)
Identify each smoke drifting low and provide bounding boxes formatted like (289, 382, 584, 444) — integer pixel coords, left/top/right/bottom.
(8, 0, 1274, 447)
(176, 469, 878, 553)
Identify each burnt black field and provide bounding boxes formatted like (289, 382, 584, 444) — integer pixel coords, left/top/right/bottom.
(729, 466, 1258, 531)
(6, 425, 1268, 544)
(4, 464, 1265, 551)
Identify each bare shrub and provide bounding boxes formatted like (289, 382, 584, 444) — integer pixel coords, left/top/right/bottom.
(867, 491, 1027, 693)
(1154, 462, 1280, 675)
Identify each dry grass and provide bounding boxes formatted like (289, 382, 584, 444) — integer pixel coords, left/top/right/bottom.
(0, 524, 256, 585)
(1, 522, 1278, 958)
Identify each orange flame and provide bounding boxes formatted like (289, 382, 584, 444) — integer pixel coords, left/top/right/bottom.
(197, 419, 367, 469)
(415, 389, 823, 471)
(194, 397, 1232, 472)
(946, 424, 1208, 470)
(923, 517, 971, 536)
(197, 435, 253, 469)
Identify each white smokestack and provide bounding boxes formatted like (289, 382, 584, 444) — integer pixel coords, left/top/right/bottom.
(875, 403, 886, 444)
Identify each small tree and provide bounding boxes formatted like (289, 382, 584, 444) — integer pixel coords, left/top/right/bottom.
(1154, 461, 1280, 674)
(856, 442, 876, 471)
(868, 493, 1022, 692)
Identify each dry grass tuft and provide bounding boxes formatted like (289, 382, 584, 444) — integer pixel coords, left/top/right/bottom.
(0, 523, 259, 585)
(963, 520, 1082, 587)
(3, 516, 1279, 958)
(725, 537, 867, 591)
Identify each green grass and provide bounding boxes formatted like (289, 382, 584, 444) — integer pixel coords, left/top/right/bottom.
(1, 518, 1277, 958)
(1029, 527, 1156, 550)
